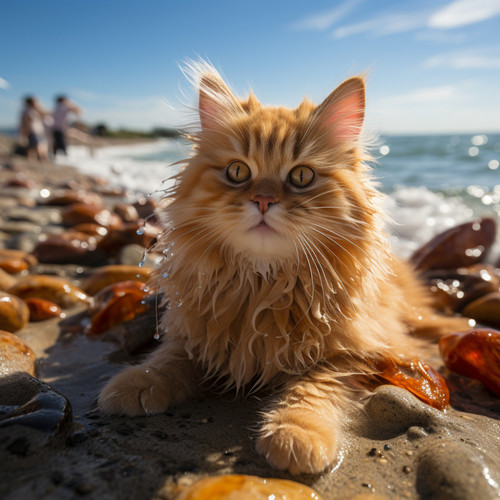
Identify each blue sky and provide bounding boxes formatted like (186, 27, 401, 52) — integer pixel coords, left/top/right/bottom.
(1, 0, 500, 134)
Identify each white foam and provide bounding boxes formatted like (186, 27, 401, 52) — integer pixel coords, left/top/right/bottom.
(56, 139, 184, 197)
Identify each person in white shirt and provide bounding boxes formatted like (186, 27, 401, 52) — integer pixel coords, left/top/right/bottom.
(52, 95, 81, 156)
(19, 96, 49, 161)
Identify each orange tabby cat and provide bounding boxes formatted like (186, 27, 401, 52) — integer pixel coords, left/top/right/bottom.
(98, 63, 468, 474)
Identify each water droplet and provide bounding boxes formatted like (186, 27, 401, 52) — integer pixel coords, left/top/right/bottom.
(136, 227, 145, 235)
(145, 369, 150, 374)
(140, 300, 146, 305)
(162, 272, 168, 278)
(153, 332, 160, 340)
(177, 302, 183, 308)
(144, 286, 150, 292)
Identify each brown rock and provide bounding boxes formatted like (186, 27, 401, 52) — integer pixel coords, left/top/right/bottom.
(96, 222, 160, 256)
(113, 203, 139, 223)
(61, 203, 122, 229)
(0, 268, 17, 291)
(0, 330, 35, 375)
(410, 218, 497, 271)
(0, 292, 30, 332)
(0, 258, 29, 274)
(8, 275, 89, 308)
(0, 249, 37, 267)
(39, 189, 103, 207)
(24, 298, 62, 322)
(80, 265, 154, 295)
(72, 223, 109, 236)
(32, 232, 104, 265)
(88, 280, 152, 335)
(424, 264, 500, 314)
(462, 292, 500, 328)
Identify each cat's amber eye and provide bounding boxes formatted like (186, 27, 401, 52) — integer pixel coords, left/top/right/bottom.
(226, 161, 251, 183)
(289, 165, 315, 188)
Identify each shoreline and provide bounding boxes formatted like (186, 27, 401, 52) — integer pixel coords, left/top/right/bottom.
(1, 150, 500, 499)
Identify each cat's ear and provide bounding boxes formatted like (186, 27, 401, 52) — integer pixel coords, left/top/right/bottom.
(314, 77, 365, 143)
(199, 73, 241, 131)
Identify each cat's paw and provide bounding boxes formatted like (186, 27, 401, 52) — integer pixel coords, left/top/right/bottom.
(98, 365, 173, 416)
(256, 408, 338, 475)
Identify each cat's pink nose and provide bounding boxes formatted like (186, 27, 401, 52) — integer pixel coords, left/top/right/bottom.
(252, 195, 278, 214)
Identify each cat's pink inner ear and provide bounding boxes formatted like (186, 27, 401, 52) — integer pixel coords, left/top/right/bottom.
(319, 77, 365, 142)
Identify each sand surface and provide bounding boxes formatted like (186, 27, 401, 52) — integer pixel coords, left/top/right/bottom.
(0, 141, 499, 500)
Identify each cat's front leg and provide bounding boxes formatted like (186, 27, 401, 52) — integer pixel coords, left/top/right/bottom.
(256, 366, 350, 475)
(98, 338, 197, 416)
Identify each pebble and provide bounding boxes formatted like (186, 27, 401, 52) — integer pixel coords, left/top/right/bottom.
(80, 264, 154, 295)
(462, 293, 500, 328)
(61, 203, 122, 230)
(417, 441, 500, 499)
(24, 297, 62, 321)
(8, 275, 89, 308)
(0, 291, 30, 332)
(410, 217, 497, 271)
(0, 267, 17, 290)
(0, 330, 35, 375)
(175, 474, 324, 500)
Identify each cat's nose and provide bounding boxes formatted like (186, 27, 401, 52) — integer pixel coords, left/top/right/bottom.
(252, 195, 278, 214)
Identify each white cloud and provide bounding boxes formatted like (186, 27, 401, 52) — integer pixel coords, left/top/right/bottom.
(429, 0, 500, 29)
(291, 0, 364, 31)
(332, 11, 430, 38)
(0, 77, 10, 90)
(380, 85, 460, 106)
(424, 51, 500, 69)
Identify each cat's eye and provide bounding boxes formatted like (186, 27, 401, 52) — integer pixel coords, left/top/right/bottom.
(289, 165, 315, 188)
(226, 161, 251, 183)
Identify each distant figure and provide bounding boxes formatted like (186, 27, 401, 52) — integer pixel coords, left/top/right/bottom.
(18, 96, 49, 161)
(52, 95, 81, 156)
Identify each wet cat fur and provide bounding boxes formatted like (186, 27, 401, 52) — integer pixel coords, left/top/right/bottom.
(98, 63, 468, 474)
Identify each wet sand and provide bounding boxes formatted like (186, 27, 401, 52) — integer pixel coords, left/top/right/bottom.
(1, 141, 500, 500)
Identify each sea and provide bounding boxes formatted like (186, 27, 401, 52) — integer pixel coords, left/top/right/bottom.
(57, 133, 500, 262)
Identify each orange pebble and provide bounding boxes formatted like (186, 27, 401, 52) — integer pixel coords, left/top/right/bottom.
(439, 328, 500, 397)
(175, 475, 324, 500)
(376, 357, 449, 410)
(24, 297, 62, 321)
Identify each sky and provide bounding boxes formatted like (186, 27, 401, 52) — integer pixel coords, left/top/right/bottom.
(1, 0, 500, 134)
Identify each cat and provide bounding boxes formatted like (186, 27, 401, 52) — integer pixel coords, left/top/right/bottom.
(98, 62, 469, 475)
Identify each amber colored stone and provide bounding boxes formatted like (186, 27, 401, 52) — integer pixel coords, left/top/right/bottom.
(424, 264, 500, 314)
(80, 265, 154, 295)
(0, 330, 35, 376)
(0, 268, 17, 291)
(0, 292, 30, 332)
(5, 177, 36, 188)
(24, 298, 62, 321)
(72, 223, 109, 236)
(175, 475, 324, 500)
(410, 218, 497, 271)
(88, 281, 152, 335)
(32, 232, 104, 265)
(0, 249, 37, 267)
(8, 275, 89, 308)
(0, 258, 29, 274)
(461, 292, 500, 328)
(61, 203, 122, 229)
(439, 328, 500, 397)
(96, 222, 160, 255)
(376, 357, 449, 410)
(39, 189, 103, 207)
(113, 203, 139, 222)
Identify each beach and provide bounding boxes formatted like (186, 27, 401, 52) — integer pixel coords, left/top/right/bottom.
(1, 134, 500, 500)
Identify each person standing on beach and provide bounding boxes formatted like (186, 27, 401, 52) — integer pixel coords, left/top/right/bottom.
(18, 96, 49, 161)
(52, 95, 81, 157)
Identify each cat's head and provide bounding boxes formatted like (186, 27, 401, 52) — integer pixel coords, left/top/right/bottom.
(168, 64, 380, 273)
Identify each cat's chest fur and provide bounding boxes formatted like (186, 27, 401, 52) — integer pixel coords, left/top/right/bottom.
(162, 264, 339, 390)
